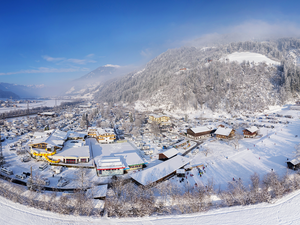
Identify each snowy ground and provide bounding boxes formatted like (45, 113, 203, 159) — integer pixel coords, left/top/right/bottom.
(0, 99, 73, 114)
(0, 187, 300, 224)
(224, 52, 280, 65)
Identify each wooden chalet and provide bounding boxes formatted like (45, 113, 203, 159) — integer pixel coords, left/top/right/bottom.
(158, 148, 179, 160)
(287, 159, 300, 170)
(243, 126, 259, 138)
(186, 126, 215, 140)
(214, 127, 235, 139)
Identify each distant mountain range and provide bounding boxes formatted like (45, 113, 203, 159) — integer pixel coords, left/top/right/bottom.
(0, 82, 46, 99)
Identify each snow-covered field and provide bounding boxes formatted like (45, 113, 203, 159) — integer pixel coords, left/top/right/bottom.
(225, 52, 280, 65)
(0, 99, 73, 114)
(0, 187, 300, 224)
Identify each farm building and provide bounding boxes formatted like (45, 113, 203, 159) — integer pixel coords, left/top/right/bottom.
(186, 126, 216, 140)
(130, 155, 190, 186)
(243, 126, 259, 138)
(287, 159, 300, 170)
(96, 157, 126, 176)
(114, 152, 146, 171)
(214, 127, 235, 139)
(158, 148, 179, 160)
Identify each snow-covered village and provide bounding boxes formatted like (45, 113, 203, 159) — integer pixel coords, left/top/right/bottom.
(2, 1, 300, 224)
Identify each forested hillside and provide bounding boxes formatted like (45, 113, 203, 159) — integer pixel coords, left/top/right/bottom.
(94, 38, 300, 113)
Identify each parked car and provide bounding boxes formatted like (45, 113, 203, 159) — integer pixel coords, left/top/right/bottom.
(21, 156, 31, 162)
(57, 177, 69, 187)
(1, 167, 13, 175)
(15, 173, 26, 180)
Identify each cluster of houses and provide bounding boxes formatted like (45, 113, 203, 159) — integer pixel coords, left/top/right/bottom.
(186, 125, 259, 140)
(28, 129, 90, 164)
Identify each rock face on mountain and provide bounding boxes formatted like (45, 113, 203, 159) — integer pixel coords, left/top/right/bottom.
(94, 38, 300, 113)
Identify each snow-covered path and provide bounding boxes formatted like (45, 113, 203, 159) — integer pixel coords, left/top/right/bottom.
(1, 190, 300, 225)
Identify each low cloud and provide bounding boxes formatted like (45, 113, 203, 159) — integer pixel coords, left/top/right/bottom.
(183, 20, 300, 47)
(42, 55, 65, 62)
(42, 55, 97, 65)
(86, 53, 95, 58)
(140, 48, 152, 58)
(66, 58, 96, 64)
(0, 67, 90, 76)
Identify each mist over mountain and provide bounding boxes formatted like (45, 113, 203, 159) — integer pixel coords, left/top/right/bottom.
(0, 82, 47, 99)
(63, 64, 138, 98)
(93, 38, 300, 113)
(0, 89, 20, 99)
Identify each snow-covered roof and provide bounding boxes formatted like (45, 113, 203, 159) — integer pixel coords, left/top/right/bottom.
(176, 169, 185, 174)
(288, 158, 300, 166)
(114, 152, 145, 167)
(190, 126, 215, 134)
(88, 127, 114, 136)
(130, 155, 190, 186)
(149, 114, 169, 118)
(215, 127, 233, 136)
(160, 148, 179, 158)
(33, 131, 50, 139)
(67, 131, 86, 139)
(246, 126, 259, 133)
(64, 140, 85, 148)
(97, 156, 125, 170)
(55, 145, 90, 158)
(86, 184, 108, 198)
(45, 130, 68, 147)
(29, 136, 48, 145)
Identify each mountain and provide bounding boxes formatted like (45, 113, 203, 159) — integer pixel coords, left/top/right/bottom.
(93, 38, 300, 113)
(63, 64, 133, 98)
(0, 82, 46, 98)
(0, 89, 20, 99)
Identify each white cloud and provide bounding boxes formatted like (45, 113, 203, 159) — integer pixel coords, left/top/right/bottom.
(42, 55, 65, 62)
(67, 58, 97, 65)
(140, 48, 152, 57)
(0, 67, 90, 76)
(86, 53, 95, 58)
(184, 20, 300, 47)
(42, 55, 97, 65)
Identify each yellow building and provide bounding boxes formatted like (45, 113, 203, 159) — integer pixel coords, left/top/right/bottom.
(148, 114, 170, 125)
(88, 127, 116, 144)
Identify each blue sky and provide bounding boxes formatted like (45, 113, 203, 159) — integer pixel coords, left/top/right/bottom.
(1, 0, 300, 86)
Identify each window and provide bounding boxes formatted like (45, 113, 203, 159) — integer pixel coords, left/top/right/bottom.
(66, 159, 76, 164)
(81, 158, 87, 163)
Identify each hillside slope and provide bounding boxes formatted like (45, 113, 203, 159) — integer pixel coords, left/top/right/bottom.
(94, 38, 300, 113)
